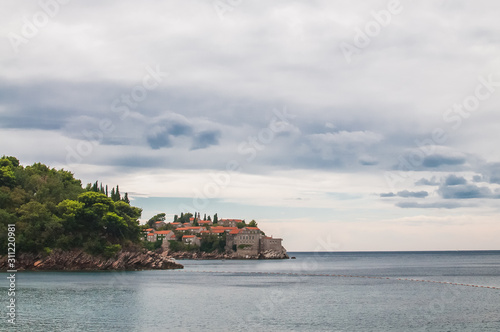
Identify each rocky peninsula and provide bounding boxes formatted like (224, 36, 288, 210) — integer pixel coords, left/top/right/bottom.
(167, 248, 289, 260)
(0, 249, 183, 271)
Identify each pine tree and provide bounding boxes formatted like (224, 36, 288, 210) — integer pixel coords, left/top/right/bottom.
(123, 192, 130, 204)
(214, 213, 218, 224)
(203, 213, 207, 221)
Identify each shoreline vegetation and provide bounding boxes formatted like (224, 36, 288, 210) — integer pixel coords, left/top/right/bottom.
(0, 156, 287, 272)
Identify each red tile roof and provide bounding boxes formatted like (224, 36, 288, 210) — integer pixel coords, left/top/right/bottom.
(177, 227, 203, 231)
(182, 235, 195, 238)
(211, 226, 237, 231)
(246, 227, 260, 230)
(155, 230, 172, 235)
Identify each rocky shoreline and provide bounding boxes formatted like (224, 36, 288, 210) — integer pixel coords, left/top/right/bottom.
(167, 248, 289, 260)
(0, 249, 183, 271)
(0, 247, 289, 271)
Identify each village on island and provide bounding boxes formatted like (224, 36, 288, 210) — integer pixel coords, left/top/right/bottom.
(141, 213, 288, 259)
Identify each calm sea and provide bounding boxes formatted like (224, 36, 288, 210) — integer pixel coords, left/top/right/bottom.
(2, 251, 500, 331)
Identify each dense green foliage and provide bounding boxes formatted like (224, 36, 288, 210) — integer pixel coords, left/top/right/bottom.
(176, 212, 193, 224)
(168, 240, 198, 252)
(143, 239, 163, 251)
(248, 220, 258, 227)
(200, 233, 226, 253)
(0, 156, 142, 256)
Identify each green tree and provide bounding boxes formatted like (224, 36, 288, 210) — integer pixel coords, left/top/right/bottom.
(17, 201, 62, 253)
(122, 192, 130, 204)
(0, 157, 144, 255)
(147, 213, 166, 228)
(0, 165, 16, 188)
(0, 209, 17, 251)
(177, 212, 193, 224)
(248, 220, 258, 227)
(103, 212, 127, 239)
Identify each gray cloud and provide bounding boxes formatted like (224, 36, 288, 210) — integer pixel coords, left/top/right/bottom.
(191, 130, 221, 150)
(415, 177, 439, 186)
(146, 129, 172, 150)
(444, 175, 467, 186)
(397, 190, 429, 198)
(396, 201, 464, 209)
(472, 175, 484, 182)
(169, 123, 193, 137)
(358, 157, 378, 166)
(381, 191, 428, 198)
(422, 154, 466, 168)
(438, 183, 498, 199)
(477, 163, 500, 184)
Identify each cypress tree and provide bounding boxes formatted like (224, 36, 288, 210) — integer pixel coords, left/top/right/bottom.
(123, 192, 130, 204)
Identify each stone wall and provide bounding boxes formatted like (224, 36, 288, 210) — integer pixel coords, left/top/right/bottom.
(262, 237, 283, 252)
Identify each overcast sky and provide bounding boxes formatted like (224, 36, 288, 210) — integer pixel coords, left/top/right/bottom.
(2, 0, 500, 251)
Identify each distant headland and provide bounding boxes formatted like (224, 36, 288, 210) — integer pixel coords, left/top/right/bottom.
(0, 156, 287, 272)
(142, 213, 289, 260)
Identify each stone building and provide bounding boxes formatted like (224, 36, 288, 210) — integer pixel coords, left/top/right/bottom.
(261, 236, 283, 252)
(182, 235, 200, 246)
